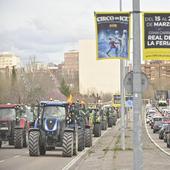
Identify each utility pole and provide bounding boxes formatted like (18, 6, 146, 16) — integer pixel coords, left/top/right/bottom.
(120, 0, 125, 151)
(133, 0, 143, 169)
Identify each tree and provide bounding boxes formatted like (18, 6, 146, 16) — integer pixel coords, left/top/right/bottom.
(59, 78, 70, 97)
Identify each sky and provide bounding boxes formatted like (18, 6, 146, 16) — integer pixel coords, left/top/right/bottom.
(0, 0, 170, 64)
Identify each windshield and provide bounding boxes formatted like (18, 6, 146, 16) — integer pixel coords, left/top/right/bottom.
(0, 108, 16, 120)
(154, 117, 162, 121)
(43, 106, 66, 118)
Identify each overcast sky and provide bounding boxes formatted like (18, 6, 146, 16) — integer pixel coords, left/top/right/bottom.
(0, 0, 170, 64)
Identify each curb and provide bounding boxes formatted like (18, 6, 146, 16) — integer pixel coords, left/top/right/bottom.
(62, 128, 109, 170)
(62, 119, 120, 170)
(144, 114, 170, 156)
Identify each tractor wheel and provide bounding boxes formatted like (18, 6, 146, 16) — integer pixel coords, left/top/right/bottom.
(14, 129, 23, 149)
(85, 128, 92, 147)
(23, 129, 27, 148)
(113, 118, 117, 126)
(40, 145, 46, 155)
(73, 132, 78, 155)
(62, 131, 74, 157)
(0, 141, 2, 148)
(8, 139, 14, 145)
(108, 118, 113, 127)
(167, 142, 170, 148)
(94, 123, 101, 137)
(101, 120, 107, 130)
(29, 131, 40, 156)
(78, 129, 85, 151)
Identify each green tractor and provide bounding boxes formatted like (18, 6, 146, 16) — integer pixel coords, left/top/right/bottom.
(88, 108, 101, 137)
(100, 108, 108, 130)
(72, 102, 92, 151)
(103, 105, 117, 127)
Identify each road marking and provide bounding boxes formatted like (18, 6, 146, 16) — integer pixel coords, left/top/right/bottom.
(13, 155, 20, 158)
(144, 113, 170, 156)
(0, 160, 5, 163)
(62, 120, 120, 170)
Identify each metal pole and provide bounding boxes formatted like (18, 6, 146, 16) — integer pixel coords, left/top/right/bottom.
(133, 0, 143, 170)
(120, 0, 125, 151)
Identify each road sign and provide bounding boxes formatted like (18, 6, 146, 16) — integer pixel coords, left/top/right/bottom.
(125, 99, 133, 107)
(124, 71, 148, 94)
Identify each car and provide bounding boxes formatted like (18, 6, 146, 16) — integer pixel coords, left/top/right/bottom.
(159, 121, 170, 139)
(150, 115, 163, 129)
(153, 121, 163, 133)
(163, 124, 170, 143)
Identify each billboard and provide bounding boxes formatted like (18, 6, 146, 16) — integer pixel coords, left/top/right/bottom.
(143, 12, 170, 60)
(95, 12, 131, 60)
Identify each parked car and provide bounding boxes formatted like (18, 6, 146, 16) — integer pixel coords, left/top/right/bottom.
(159, 123, 169, 139)
(163, 124, 170, 143)
(153, 121, 163, 133)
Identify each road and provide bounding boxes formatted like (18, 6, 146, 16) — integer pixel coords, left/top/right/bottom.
(0, 144, 75, 170)
(0, 129, 110, 170)
(146, 123, 170, 155)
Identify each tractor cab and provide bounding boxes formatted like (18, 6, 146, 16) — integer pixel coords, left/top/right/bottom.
(0, 104, 29, 148)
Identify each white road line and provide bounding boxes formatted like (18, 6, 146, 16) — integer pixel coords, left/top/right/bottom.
(62, 120, 120, 170)
(144, 113, 170, 156)
(13, 155, 20, 158)
(0, 160, 5, 163)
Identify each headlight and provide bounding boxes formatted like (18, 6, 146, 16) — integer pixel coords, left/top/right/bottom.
(0, 127, 8, 130)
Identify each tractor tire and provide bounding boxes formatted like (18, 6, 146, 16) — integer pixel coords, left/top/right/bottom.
(108, 118, 113, 127)
(78, 129, 85, 151)
(40, 145, 46, 155)
(73, 132, 78, 155)
(167, 142, 170, 148)
(101, 120, 107, 130)
(94, 123, 101, 137)
(164, 137, 167, 143)
(29, 131, 40, 156)
(8, 139, 14, 145)
(62, 131, 74, 157)
(0, 141, 2, 148)
(23, 129, 27, 148)
(14, 129, 23, 149)
(85, 128, 92, 147)
(113, 118, 117, 126)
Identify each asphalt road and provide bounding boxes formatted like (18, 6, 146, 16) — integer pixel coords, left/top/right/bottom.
(0, 129, 108, 170)
(146, 123, 170, 155)
(0, 144, 75, 170)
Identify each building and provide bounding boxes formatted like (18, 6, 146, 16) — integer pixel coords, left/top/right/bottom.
(0, 52, 21, 69)
(79, 40, 120, 95)
(62, 50, 79, 93)
(141, 61, 170, 81)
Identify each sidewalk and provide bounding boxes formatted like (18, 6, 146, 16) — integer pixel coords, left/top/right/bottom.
(74, 112, 170, 170)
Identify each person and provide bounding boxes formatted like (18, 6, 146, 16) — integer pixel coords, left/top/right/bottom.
(106, 37, 117, 57)
(106, 30, 121, 57)
(120, 29, 128, 57)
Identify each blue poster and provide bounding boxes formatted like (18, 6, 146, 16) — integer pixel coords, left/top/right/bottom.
(95, 12, 130, 60)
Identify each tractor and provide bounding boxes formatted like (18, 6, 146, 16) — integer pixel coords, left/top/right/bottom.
(28, 100, 79, 157)
(103, 105, 117, 127)
(88, 107, 102, 137)
(71, 101, 92, 151)
(0, 104, 31, 148)
(100, 108, 108, 130)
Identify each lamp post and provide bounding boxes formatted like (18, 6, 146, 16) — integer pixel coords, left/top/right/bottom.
(119, 0, 125, 151)
(132, 0, 143, 169)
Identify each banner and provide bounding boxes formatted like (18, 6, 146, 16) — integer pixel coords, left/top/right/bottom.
(95, 12, 130, 60)
(143, 12, 170, 60)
